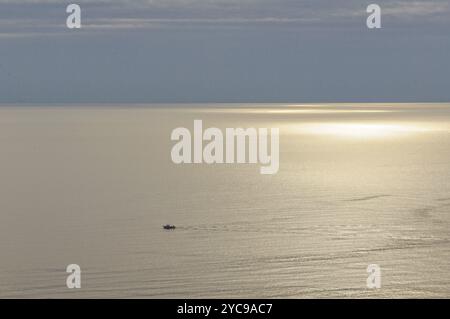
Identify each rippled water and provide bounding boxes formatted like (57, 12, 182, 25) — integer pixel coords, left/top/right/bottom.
(0, 103, 450, 298)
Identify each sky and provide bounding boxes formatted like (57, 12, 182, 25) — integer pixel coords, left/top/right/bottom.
(0, 0, 449, 103)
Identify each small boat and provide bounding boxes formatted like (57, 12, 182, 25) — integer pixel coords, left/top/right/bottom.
(163, 224, 176, 230)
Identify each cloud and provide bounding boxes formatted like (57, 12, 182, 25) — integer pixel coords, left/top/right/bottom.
(383, 1, 450, 17)
(0, 0, 449, 37)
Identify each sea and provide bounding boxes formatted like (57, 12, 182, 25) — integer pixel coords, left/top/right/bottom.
(0, 103, 449, 298)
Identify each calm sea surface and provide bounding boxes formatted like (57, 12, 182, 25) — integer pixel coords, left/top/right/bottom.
(1, 103, 450, 298)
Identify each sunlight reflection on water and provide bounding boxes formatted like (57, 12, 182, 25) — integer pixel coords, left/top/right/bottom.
(291, 123, 436, 139)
